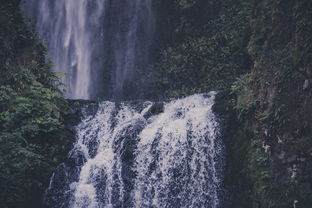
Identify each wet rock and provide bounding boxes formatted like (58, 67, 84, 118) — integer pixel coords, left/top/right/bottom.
(143, 102, 164, 119)
(303, 79, 309, 90)
(286, 155, 297, 163)
(277, 151, 286, 160)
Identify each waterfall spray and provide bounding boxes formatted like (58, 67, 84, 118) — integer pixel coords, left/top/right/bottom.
(44, 93, 224, 208)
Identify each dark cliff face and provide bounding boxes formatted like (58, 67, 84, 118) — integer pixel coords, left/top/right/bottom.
(225, 0, 312, 207)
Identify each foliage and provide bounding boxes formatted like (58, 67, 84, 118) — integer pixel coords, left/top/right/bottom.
(139, 0, 252, 99)
(230, 73, 260, 120)
(0, 2, 69, 207)
(228, 0, 312, 207)
(176, 0, 197, 9)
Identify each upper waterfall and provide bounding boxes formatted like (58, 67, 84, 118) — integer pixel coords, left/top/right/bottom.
(23, 0, 154, 100)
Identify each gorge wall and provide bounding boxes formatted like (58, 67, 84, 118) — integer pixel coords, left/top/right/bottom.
(224, 0, 312, 207)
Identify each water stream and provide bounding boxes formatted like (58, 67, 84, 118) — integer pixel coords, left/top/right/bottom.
(23, 0, 154, 100)
(44, 93, 224, 208)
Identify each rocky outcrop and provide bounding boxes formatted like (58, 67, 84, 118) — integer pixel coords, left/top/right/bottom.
(225, 0, 312, 207)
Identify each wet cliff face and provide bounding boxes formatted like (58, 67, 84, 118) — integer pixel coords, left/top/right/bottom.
(227, 0, 312, 207)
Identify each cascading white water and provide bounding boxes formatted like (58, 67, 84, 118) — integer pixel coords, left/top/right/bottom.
(133, 94, 223, 208)
(44, 92, 224, 208)
(22, 0, 154, 100)
(23, 0, 106, 99)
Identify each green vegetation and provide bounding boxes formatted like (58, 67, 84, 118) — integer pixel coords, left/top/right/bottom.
(226, 0, 312, 207)
(140, 0, 252, 99)
(0, 1, 69, 207)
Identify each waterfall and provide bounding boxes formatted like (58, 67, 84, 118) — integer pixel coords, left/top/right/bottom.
(22, 0, 154, 100)
(44, 92, 225, 208)
(22, 2, 225, 207)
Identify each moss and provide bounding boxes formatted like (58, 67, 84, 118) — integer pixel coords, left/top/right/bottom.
(226, 0, 312, 207)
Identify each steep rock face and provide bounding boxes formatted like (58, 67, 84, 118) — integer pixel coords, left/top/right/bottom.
(228, 0, 312, 207)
